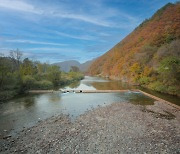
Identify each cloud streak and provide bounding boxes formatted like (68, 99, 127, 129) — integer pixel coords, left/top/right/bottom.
(0, 0, 138, 28)
(5, 39, 67, 46)
(26, 47, 81, 53)
(0, 0, 110, 27)
(54, 13, 112, 27)
(55, 31, 96, 40)
(0, 0, 42, 14)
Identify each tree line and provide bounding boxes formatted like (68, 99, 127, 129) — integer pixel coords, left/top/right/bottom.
(0, 49, 84, 101)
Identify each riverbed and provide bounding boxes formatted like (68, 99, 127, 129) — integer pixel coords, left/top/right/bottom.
(1, 100, 180, 153)
(0, 76, 180, 153)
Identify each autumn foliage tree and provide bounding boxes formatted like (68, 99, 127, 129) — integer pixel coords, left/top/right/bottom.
(88, 2, 180, 96)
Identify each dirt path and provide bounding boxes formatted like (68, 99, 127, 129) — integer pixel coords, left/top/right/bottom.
(0, 101, 179, 153)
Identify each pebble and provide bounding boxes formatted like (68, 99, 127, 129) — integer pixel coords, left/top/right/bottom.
(1, 102, 179, 153)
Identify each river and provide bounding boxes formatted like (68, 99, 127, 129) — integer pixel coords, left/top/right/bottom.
(0, 76, 179, 136)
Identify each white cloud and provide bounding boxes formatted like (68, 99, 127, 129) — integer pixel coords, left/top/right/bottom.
(5, 39, 67, 46)
(55, 13, 111, 27)
(0, 0, 138, 28)
(26, 47, 81, 53)
(55, 31, 96, 40)
(0, 0, 111, 27)
(0, 0, 42, 14)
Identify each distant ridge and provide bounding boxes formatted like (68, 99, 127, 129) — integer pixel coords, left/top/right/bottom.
(53, 59, 95, 72)
(53, 60, 80, 72)
(79, 59, 95, 72)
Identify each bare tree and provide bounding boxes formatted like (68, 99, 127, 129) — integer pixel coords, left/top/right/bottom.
(9, 49, 23, 70)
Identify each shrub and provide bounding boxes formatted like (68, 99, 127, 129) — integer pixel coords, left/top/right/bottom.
(158, 56, 180, 84)
(167, 86, 179, 95)
(34, 80, 53, 90)
(22, 75, 36, 90)
(139, 76, 150, 85)
(0, 90, 18, 101)
(148, 81, 167, 93)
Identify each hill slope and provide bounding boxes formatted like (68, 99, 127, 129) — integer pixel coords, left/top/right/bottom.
(88, 3, 180, 96)
(79, 59, 96, 72)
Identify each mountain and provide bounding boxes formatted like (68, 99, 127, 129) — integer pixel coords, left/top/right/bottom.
(54, 60, 80, 72)
(79, 59, 96, 72)
(54, 59, 95, 72)
(88, 2, 180, 96)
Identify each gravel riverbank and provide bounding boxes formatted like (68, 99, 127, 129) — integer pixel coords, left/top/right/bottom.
(0, 101, 179, 154)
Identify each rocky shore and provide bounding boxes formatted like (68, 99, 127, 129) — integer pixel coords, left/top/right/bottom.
(0, 101, 179, 153)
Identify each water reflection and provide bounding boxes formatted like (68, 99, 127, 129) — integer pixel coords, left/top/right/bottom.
(23, 97, 35, 108)
(92, 81, 134, 90)
(61, 76, 132, 91)
(68, 81, 81, 89)
(120, 92, 154, 105)
(63, 77, 97, 90)
(49, 93, 61, 103)
(139, 87, 180, 106)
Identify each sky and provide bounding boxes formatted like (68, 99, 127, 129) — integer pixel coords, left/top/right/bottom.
(0, 0, 177, 63)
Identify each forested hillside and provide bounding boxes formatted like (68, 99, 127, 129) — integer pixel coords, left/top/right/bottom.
(88, 2, 180, 96)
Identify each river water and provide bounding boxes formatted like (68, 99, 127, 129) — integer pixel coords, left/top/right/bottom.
(0, 76, 179, 136)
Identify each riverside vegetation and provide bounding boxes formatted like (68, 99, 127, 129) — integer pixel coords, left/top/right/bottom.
(88, 2, 180, 96)
(0, 50, 84, 101)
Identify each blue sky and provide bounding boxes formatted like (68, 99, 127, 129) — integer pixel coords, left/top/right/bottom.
(0, 0, 177, 63)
